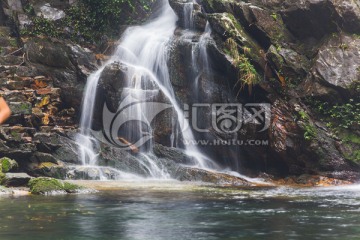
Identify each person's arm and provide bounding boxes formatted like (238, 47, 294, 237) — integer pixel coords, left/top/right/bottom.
(0, 97, 11, 124)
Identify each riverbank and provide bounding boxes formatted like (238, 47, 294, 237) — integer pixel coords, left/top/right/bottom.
(0, 174, 355, 197)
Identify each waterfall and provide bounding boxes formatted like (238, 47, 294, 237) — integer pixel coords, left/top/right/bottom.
(192, 22, 212, 100)
(183, 2, 194, 29)
(76, 0, 217, 180)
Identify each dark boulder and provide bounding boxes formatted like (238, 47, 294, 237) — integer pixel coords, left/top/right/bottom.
(1, 172, 32, 187)
(24, 38, 97, 112)
(280, 0, 339, 40)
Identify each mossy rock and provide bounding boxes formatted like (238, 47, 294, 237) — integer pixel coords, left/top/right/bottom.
(0, 157, 19, 173)
(0, 172, 5, 185)
(28, 177, 84, 194)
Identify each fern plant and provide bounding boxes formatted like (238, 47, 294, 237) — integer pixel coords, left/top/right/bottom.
(225, 38, 260, 96)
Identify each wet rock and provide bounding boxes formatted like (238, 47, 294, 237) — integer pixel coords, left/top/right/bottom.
(153, 144, 196, 165)
(1, 173, 32, 187)
(274, 174, 352, 187)
(94, 61, 172, 144)
(168, 35, 194, 88)
(98, 145, 153, 177)
(33, 132, 79, 164)
(66, 166, 125, 180)
(96, 62, 129, 112)
(173, 167, 252, 186)
(169, 0, 206, 31)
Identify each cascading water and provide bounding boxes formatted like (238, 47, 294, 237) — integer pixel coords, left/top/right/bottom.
(75, 0, 217, 180)
(183, 2, 194, 29)
(191, 22, 212, 100)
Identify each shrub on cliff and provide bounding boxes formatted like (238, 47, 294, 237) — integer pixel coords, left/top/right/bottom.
(21, 0, 156, 44)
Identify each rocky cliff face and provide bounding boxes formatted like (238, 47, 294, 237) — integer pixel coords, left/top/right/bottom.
(166, 0, 360, 180)
(0, 0, 359, 182)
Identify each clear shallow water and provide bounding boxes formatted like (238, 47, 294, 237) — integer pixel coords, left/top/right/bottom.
(1, 182, 360, 240)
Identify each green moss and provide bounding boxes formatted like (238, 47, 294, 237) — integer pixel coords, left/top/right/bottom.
(63, 182, 83, 192)
(21, 17, 60, 38)
(337, 131, 360, 163)
(303, 124, 317, 141)
(271, 13, 278, 21)
(305, 98, 360, 162)
(0, 172, 5, 184)
(0, 157, 18, 173)
(343, 147, 360, 163)
(9, 38, 17, 47)
(298, 110, 309, 121)
(309, 99, 360, 131)
(28, 177, 84, 194)
(296, 111, 317, 141)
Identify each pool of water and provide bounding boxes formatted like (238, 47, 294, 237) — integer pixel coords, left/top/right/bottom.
(1, 181, 360, 240)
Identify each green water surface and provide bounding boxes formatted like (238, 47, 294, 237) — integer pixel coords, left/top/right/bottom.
(1, 182, 360, 240)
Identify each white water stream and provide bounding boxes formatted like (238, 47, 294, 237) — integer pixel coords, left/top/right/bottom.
(76, 0, 218, 179)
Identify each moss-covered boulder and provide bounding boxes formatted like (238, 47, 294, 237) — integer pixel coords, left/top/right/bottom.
(0, 157, 19, 173)
(28, 177, 84, 194)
